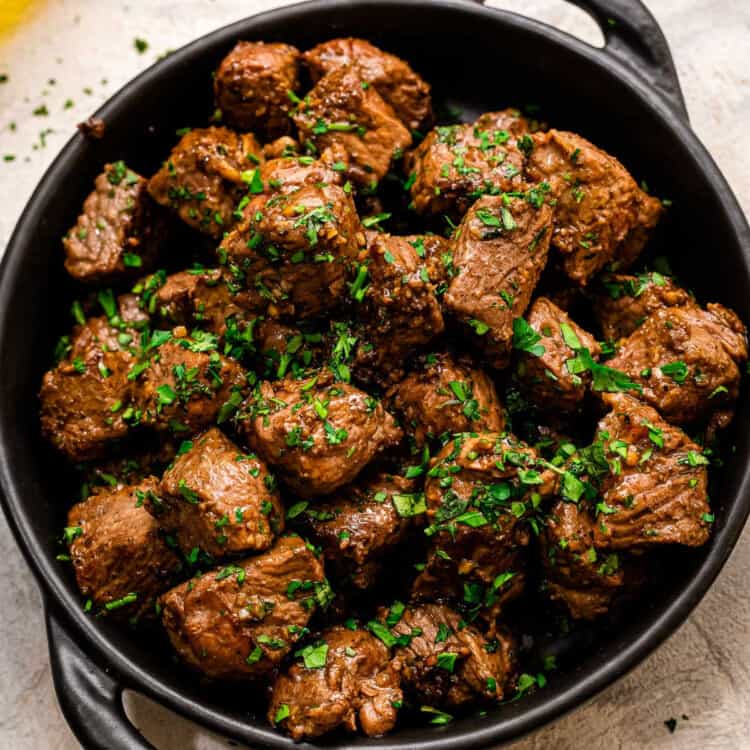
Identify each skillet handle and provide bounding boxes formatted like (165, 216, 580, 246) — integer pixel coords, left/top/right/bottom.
(46, 607, 156, 750)
(471, 0, 689, 121)
(571, 0, 688, 120)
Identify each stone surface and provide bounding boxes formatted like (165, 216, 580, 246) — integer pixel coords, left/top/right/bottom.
(0, 1, 748, 748)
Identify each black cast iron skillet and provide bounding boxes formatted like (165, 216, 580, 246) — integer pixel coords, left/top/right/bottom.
(1, 1, 749, 748)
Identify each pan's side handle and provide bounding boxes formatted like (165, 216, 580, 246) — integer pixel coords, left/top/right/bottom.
(46, 607, 156, 750)
(471, 0, 689, 121)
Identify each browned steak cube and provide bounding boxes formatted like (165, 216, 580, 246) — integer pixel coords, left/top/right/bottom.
(515, 296, 601, 413)
(258, 155, 344, 193)
(539, 499, 624, 620)
(405, 109, 530, 218)
(159, 535, 327, 680)
(375, 602, 516, 706)
(268, 624, 402, 740)
(293, 65, 412, 189)
(606, 303, 747, 427)
(295, 471, 417, 589)
(591, 393, 712, 549)
(39, 307, 143, 461)
(67, 478, 181, 620)
(525, 129, 662, 285)
(444, 192, 553, 369)
(413, 433, 556, 621)
(252, 318, 328, 380)
(303, 37, 433, 132)
(153, 427, 284, 558)
(130, 334, 247, 434)
(385, 352, 505, 447)
(148, 126, 264, 237)
(153, 268, 248, 339)
(593, 272, 695, 341)
(220, 181, 363, 319)
(63, 162, 167, 283)
(237, 369, 402, 497)
(214, 41, 300, 138)
(404, 233, 454, 296)
(351, 233, 444, 385)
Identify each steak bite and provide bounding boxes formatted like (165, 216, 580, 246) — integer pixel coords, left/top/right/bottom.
(269, 624, 402, 740)
(593, 272, 695, 341)
(214, 41, 300, 138)
(379, 602, 516, 706)
(605, 303, 748, 427)
(148, 126, 264, 238)
(406, 233, 454, 296)
(444, 192, 553, 369)
(153, 268, 247, 339)
(302, 37, 433, 132)
(66, 478, 181, 619)
(385, 352, 505, 448)
(525, 129, 662, 285)
(293, 64, 412, 189)
(540, 499, 624, 620)
(295, 471, 417, 589)
(237, 369, 402, 497)
(514, 296, 601, 414)
(351, 233, 444, 385)
(130, 334, 247, 435)
(40, 310, 140, 462)
(592, 393, 712, 549)
(63, 162, 168, 283)
(405, 109, 530, 218)
(258, 155, 344, 194)
(159, 535, 327, 680)
(220, 181, 364, 319)
(413, 433, 556, 620)
(153, 427, 283, 558)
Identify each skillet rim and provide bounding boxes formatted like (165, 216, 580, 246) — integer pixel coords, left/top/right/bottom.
(1, 0, 749, 747)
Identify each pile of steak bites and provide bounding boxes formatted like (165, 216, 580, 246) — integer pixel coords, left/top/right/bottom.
(43, 37, 747, 741)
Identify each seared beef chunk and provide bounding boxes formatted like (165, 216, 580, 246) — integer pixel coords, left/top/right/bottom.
(593, 272, 694, 341)
(148, 127, 264, 238)
(525, 130, 662, 285)
(262, 135, 300, 160)
(445, 192, 553, 368)
(413, 433, 556, 621)
(238, 369, 401, 497)
(130, 334, 246, 434)
(351, 233, 444, 385)
(67, 478, 181, 619)
(258, 155, 344, 194)
(540, 499, 624, 620)
(405, 233, 453, 296)
(386, 352, 505, 448)
(296, 471, 416, 588)
(293, 65, 412, 189)
(159, 535, 327, 680)
(253, 318, 327, 379)
(269, 625, 402, 740)
(153, 428, 283, 557)
(405, 109, 530, 218)
(214, 41, 300, 138)
(379, 602, 515, 706)
(64, 162, 167, 283)
(220, 181, 363, 319)
(591, 393, 712, 548)
(515, 297, 601, 413)
(303, 37, 432, 132)
(154, 269, 247, 339)
(40, 314, 139, 462)
(606, 303, 747, 427)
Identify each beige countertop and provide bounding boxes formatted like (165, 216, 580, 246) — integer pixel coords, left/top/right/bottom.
(1, 1, 749, 748)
